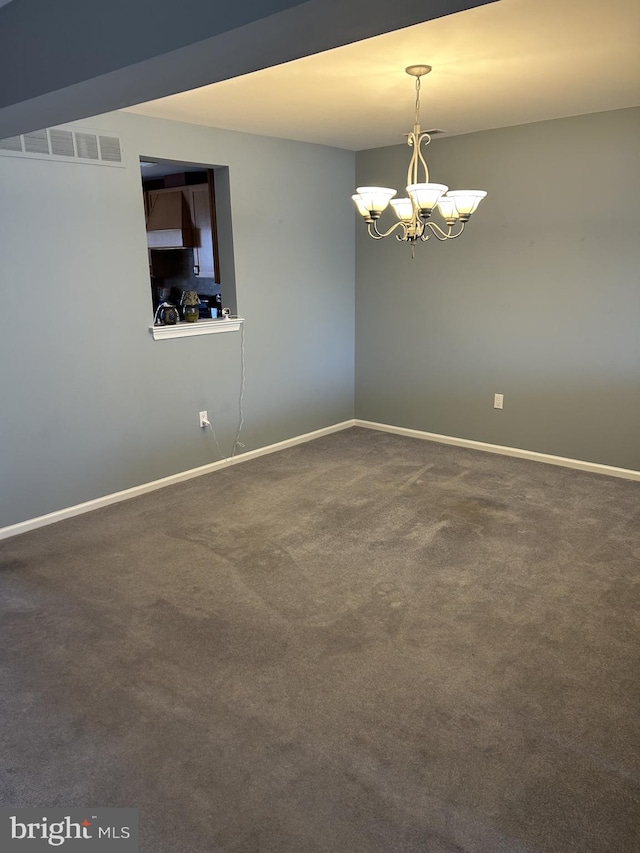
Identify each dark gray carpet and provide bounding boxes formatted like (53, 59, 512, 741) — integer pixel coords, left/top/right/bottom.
(1, 427, 639, 852)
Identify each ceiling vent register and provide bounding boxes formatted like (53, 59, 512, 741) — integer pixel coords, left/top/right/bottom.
(0, 126, 123, 166)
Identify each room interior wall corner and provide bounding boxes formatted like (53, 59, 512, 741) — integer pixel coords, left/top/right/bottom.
(354, 107, 640, 471)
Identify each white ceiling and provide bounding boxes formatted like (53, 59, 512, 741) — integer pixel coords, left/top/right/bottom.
(126, 0, 640, 150)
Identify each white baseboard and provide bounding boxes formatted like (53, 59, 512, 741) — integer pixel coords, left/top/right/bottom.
(0, 420, 354, 541)
(3, 418, 637, 541)
(354, 419, 640, 482)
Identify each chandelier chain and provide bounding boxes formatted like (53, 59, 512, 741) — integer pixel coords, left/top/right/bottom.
(414, 76, 421, 128)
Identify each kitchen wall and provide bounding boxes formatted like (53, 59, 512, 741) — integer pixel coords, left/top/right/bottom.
(355, 107, 640, 471)
(0, 111, 355, 528)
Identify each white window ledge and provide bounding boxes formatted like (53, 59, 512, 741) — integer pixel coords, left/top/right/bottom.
(150, 318, 243, 340)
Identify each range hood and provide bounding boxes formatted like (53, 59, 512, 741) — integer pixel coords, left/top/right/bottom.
(146, 190, 194, 249)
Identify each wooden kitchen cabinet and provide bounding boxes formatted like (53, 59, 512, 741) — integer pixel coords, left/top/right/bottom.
(146, 188, 194, 249)
(144, 169, 220, 282)
(187, 178, 219, 281)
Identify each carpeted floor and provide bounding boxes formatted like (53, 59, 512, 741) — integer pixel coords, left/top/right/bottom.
(1, 427, 639, 852)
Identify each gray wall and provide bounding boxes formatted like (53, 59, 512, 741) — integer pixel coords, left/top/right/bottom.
(0, 111, 355, 527)
(355, 108, 640, 470)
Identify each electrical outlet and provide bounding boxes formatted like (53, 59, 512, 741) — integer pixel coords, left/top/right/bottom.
(494, 393, 504, 410)
(199, 410, 209, 428)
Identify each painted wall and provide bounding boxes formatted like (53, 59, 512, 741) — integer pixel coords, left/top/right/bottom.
(0, 0, 493, 138)
(0, 111, 355, 527)
(355, 108, 640, 470)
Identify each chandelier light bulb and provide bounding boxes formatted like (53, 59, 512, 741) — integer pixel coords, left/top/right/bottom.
(351, 193, 371, 219)
(354, 186, 397, 219)
(390, 198, 414, 222)
(406, 183, 448, 216)
(445, 190, 487, 219)
(435, 196, 461, 224)
(352, 65, 486, 250)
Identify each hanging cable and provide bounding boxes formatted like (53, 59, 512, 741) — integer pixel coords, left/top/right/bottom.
(231, 319, 246, 457)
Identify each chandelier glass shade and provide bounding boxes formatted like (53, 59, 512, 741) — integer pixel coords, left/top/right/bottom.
(352, 65, 486, 251)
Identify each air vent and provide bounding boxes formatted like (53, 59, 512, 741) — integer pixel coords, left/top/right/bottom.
(76, 132, 99, 160)
(49, 128, 75, 157)
(0, 135, 23, 152)
(98, 135, 121, 162)
(23, 129, 49, 154)
(0, 125, 124, 167)
(424, 129, 446, 136)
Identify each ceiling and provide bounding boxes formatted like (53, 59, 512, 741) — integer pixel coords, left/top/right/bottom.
(3, 1, 484, 140)
(126, 0, 640, 150)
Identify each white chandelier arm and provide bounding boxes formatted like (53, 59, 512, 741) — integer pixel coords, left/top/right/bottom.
(422, 220, 466, 241)
(367, 220, 408, 240)
(406, 133, 416, 187)
(406, 131, 432, 187)
(416, 132, 431, 183)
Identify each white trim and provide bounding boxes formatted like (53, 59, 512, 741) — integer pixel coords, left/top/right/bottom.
(150, 317, 243, 340)
(354, 419, 640, 482)
(3, 418, 637, 541)
(0, 420, 354, 541)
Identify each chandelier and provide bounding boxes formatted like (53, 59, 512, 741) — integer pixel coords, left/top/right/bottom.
(352, 65, 486, 254)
